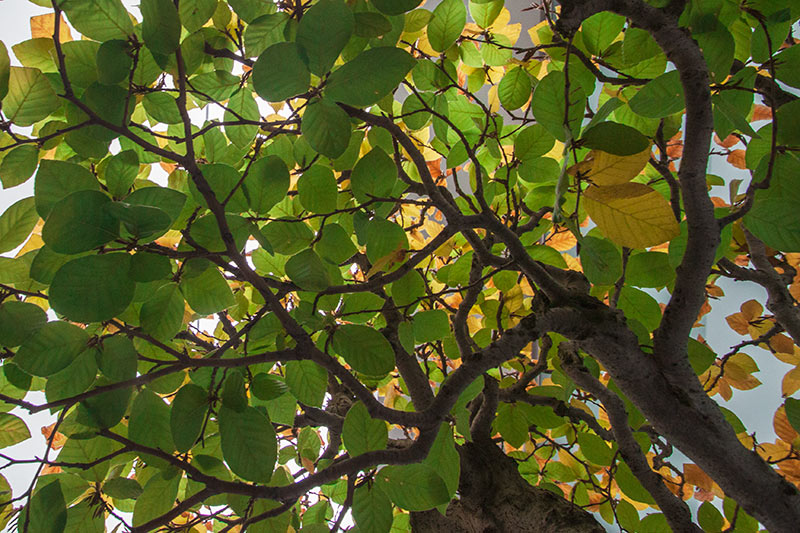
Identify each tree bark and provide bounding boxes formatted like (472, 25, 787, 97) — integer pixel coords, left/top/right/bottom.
(411, 440, 604, 533)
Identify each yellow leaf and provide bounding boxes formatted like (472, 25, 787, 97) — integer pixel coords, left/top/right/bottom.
(30, 14, 71, 41)
(583, 182, 680, 249)
(581, 148, 652, 186)
(487, 85, 500, 113)
(774, 406, 799, 444)
(782, 367, 800, 397)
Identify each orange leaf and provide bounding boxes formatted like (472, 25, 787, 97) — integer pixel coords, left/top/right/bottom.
(30, 13, 72, 41)
(753, 104, 772, 121)
(546, 228, 577, 251)
(774, 406, 799, 443)
(714, 134, 739, 148)
(782, 367, 800, 397)
(727, 149, 747, 169)
(684, 463, 713, 491)
(741, 299, 763, 320)
(771, 334, 796, 355)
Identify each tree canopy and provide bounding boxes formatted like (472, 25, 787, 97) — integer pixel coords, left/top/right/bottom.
(1, 0, 800, 531)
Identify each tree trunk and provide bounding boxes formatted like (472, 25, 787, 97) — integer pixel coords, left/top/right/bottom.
(411, 440, 605, 533)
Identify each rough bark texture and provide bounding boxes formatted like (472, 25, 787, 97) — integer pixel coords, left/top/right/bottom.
(410, 440, 604, 533)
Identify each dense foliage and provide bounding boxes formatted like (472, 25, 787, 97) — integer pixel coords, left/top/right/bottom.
(1, 0, 800, 531)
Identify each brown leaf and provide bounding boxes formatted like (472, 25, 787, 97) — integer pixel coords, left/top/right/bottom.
(714, 134, 739, 148)
(753, 104, 773, 121)
(727, 149, 747, 169)
(684, 463, 713, 491)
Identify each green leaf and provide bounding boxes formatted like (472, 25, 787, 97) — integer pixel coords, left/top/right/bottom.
(581, 12, 625, 56)
(354, 12, 393, 38)
(103, 477, 143, 500)
(498, 67, 532, 111)
(25, 480, 67, 533)
(103, 149, 139, 198)
(4, 67, 60, 126)
(577, 432, 613, 466)
(352, 484, 393, 533)
(143, 92, 182, 125)
(180, 0, 218, 33)
(96, 39, 133, 85)
(60, 0, 133, 41)
(45, 347, 97, 404)
(132, 471, 180, 528)
(774, 44, 800, 89)
(42, 190, 119, 254)
(366, 219, 407, 264)
(580, 122, 650, 156)
(64, 501, 104, 532)
(698, 501, 725, 532)
(531, 70, 586, 142)
(284, 359, 327, 407)
(219, 405, 277, 483)
(696, 27, 735, 83)
(372, 0, 420, 15)
(98, 335, 137, 383)
(514, 124, 555, 161)
(786, 398, 800, 434)
(0, 40, 10, 100)
(124, 186, 187, 226)
(298, 165, 338, 213)
(0, 301, 47, 348)
(375, 464, 450, 511)
(412, 309, 450, 343)
(50, 253, 135, 323)
(325, 47, 416, 107)
(494, 402, 530, 447)
(297, 0, 354, 75)
(342, 402, 388, 456)
(424, 424, 460, 497)
(140, 282, 185, 341)
(285, 249, 331, 291)
(332, 324, 395, 376)
(129, 389, 175, 454)
(351, 146, 397, 204)
(78, 377, 132, 428)
(250, 373, 288, 401)
(180, 263, 235, 315)
(62, 40, 100, 88)
(469, 0, 504, 29)
(428, 0, 466, 53)
(744, 154, 800, 251)
(629, 70, 684, 119)
(140, 0, 181, 55)
(301, 97, 352, 159)
(0, 144, 38, 189)
(244, 13, 289, 56)
(129, 251, 172, 282)
(688, 338, 716, 375)
(34, 160, 101, 219)
(0, 197, 37, 254)
(617, 286, 662, 331)
(246, 155, 291, 214)
(579, 236, 621, 286)
(625, 251, 674, 288)
(14, 321, 89, 377)
(170, 383, 209, 453)
(776, 99, 800, 147)
(0, 413, 30, 449)
(316, 223, 357, 264)
(616, 461, 656, 504)
(224, 88, 260, 148)
(105, 202, 172, 241)
(252, 42, 310, 102)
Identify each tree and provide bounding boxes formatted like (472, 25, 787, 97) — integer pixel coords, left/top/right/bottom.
(0, 0, 799, 530)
